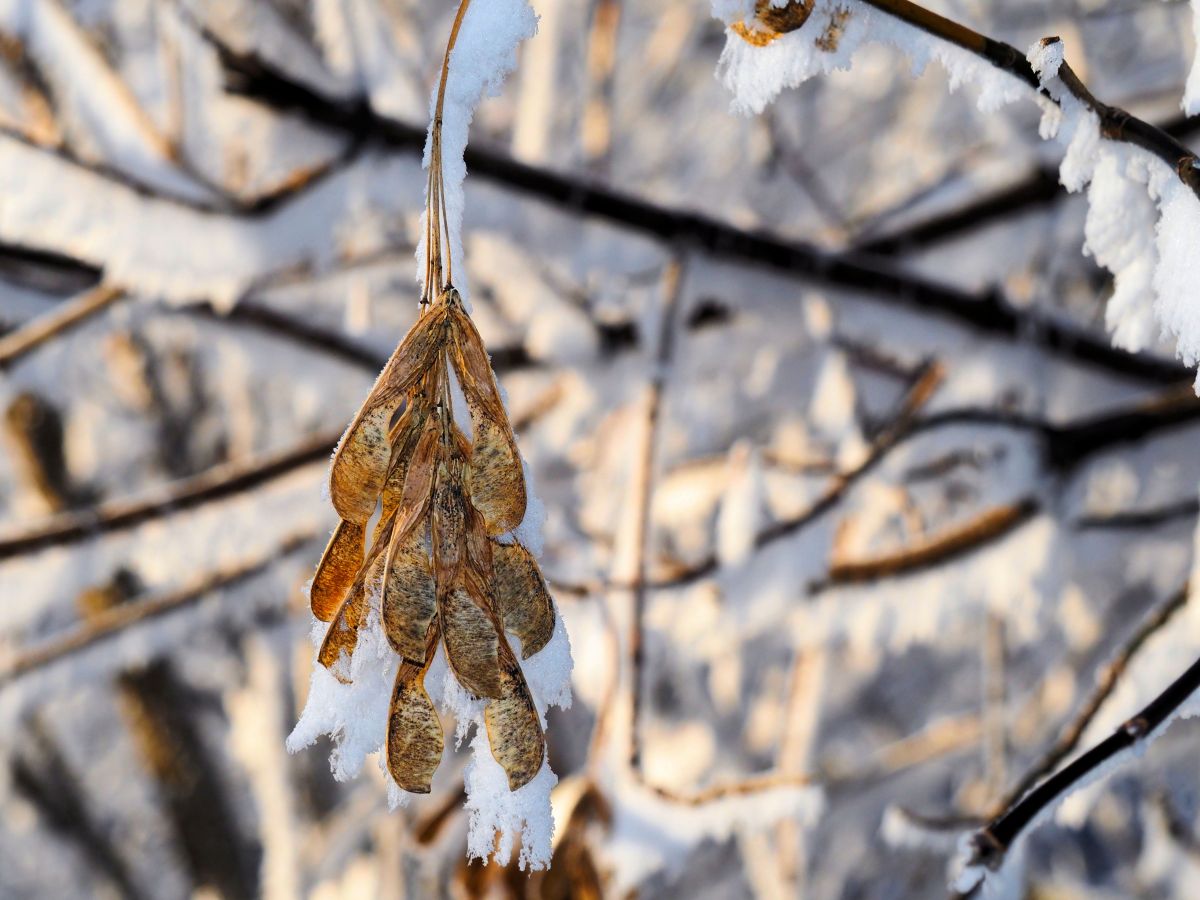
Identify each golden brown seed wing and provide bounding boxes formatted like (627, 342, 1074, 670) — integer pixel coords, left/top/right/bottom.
(465, 415, 526, 536)
(329, 308, 448, 525)
(382, 517, 437, 663)
(310, 519, 365, 622)
(387, 656, 443, 794)
(438, 582, 503, 699)
(447, 307, 527, 535)
(431, 454, 467, 585)
(491, 540, 555, 658)
(484, 641, 546, 791)
(317, 582, 368, 681)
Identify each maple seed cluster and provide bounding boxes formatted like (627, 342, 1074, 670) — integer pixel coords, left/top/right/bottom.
(311, 286, 555, 793)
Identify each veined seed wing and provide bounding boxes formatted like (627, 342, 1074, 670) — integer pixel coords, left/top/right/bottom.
(329, 306, 449, 525)
(317, 550, 384, 681)
(310, 518, 365, 622)
(446, 306, 527, 535)
(491, 540, 555, 658)
(386, 623, 443, 793)
(438, 576, 504, 699)
(382, 512, 437, 664)
(484, 638, 546, 791)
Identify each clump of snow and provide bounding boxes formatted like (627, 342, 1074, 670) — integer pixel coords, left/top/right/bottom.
(713, 0, 1030, 116)
(1029, 38, 1200, 381)
(287, 608, 401, 782)
(416, 0, 539, 302)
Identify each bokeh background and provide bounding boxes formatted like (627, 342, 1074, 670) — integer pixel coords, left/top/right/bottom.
(2, 0, 1200, 897)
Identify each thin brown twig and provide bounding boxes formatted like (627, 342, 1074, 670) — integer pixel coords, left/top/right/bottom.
(0, 284, 124, 368)
(990, 583, 1191, 816)
(628, 257, 686, 773)
(962, 584, 1198, 876)
(822, 499, 1039, 586)
(0, 431, 338, 560)
(0, 532, 315, 686)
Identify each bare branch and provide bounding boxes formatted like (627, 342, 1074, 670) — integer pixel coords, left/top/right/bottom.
(0, 433, 337, 560)
(0, 283, 124, 368)
(0, 532, 315, 686)
(964, 587, 1200, 875)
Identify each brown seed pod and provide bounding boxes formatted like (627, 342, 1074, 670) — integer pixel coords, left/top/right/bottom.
(310, 518, 365, 622)
(316, 553, 381, 680)
(329, 306, 451, 525)
(386, 624, 444, 793)
(381, 515, 437, 664)
(445, 301, 528, 534)
(439, 578, 504, 699)
(484, 639, 546, 790)
(490, 540, 556, 659)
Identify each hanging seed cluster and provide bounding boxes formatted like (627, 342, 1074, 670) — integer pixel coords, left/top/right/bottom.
(310, 287, 556, 793)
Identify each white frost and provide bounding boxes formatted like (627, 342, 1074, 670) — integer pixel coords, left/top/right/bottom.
(1030, 39, 1200, 381)
(713, 0, 1030, 116)
(416, 0, 539, 303)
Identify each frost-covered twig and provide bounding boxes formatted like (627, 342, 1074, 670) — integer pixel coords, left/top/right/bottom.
(216, 39, 1187, 386)
(0, 432, 337, 560)
(727, 0, 1200, 201)
(0, 532, 314, 686)
(0, 283, 123, 368)
(958, 599, 1200, 887)
(990, 584, 1191, 817)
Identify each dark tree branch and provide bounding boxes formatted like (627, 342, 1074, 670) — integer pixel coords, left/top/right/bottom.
(844, 1, 1200, 198)
(967, 631, 1200, 876)
(0, 532, 314, 686)
(0, 434, 337, 561)
(208, 35, 1187, 387)
(991, 585, 1191, 817)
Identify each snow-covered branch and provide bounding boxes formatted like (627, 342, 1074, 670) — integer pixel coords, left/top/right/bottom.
(719, 0, 1200, 381)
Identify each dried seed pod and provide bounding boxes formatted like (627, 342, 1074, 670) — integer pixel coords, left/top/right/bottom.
(431, 440, 469, 586)
(329, 306, 450, 525)
(484, 641, 546, 790)
(491, 540, 555, 658)
(382, 516, 437, 663)
(463, 413, 526, 536)
(439, 579, 504, 699)
(446, 302, 527, 534)
(316, 557, 379, 680)
(310, 518, 365, 622)
(387, 627, 444, 793)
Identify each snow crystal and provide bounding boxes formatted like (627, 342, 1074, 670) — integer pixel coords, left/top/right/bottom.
(714, 0, 1030, 116)
(416, 0, 539, 302)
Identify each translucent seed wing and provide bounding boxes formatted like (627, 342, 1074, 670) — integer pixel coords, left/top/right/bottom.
(465, 415, 526, 536)
(387, 626, 443, 793)
(329, 308, 448, 525)
(484, 640, 546, 791)
(382, 514, 437, 663)
(447, 307, 527, 535)
(491, 540, 555, 658)
(310, 518, 364, 622)
(438, 579, 503, 699)
(317, 552, 384, 681)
